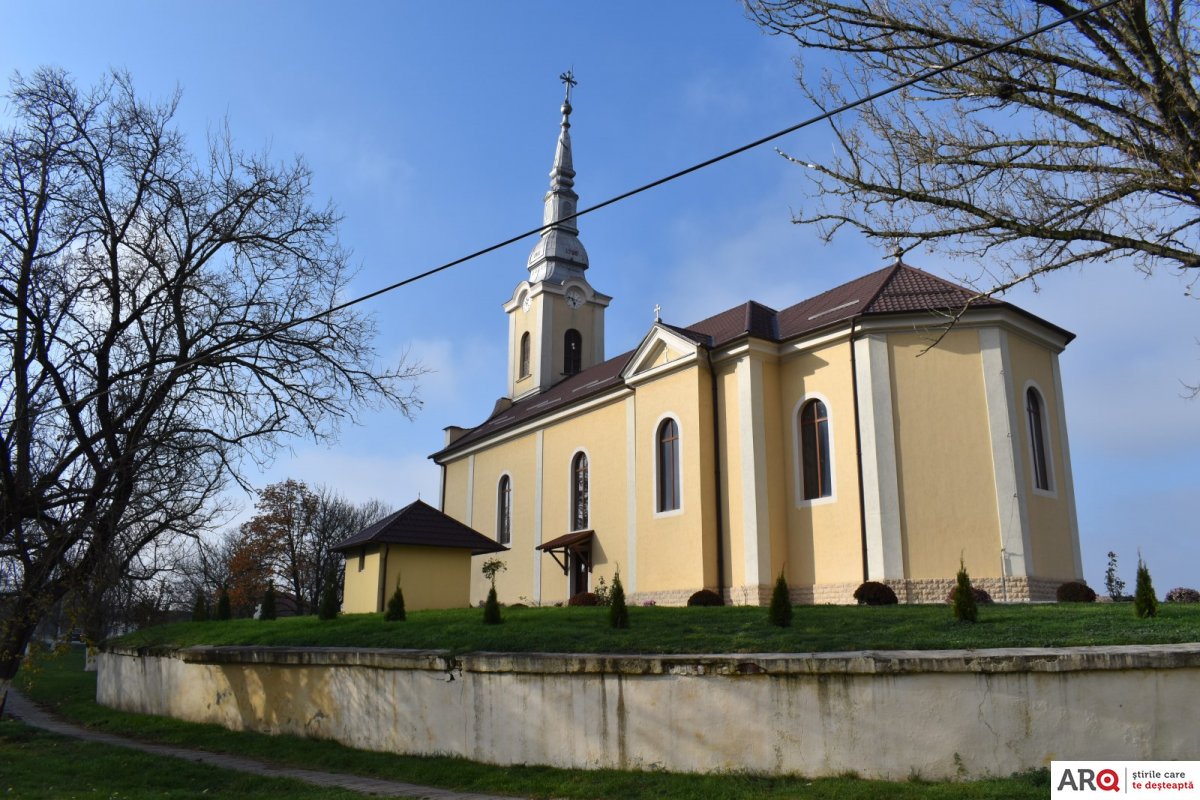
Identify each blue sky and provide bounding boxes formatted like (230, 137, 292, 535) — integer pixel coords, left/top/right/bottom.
(4, 1, 1196, 596)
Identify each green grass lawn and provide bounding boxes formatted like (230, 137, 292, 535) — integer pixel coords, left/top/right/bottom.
(114, 600, 1200, 654)
(12, 646, 1055, 799)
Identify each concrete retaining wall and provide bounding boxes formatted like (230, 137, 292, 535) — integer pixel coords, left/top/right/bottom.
(97, 644, 1200, 780)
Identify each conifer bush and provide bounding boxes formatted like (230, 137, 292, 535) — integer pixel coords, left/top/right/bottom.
(952, 561, 978, 623)
(944, 585, 993, 605)
(567, 591, 599, 606)
(483, 586, 502, 624)
(853, 581, 898, 606)
(768, 570, 793, 627)
(1055, 581, 1096, 603)
(609, 570, 629, 629)
(385, 583, 406, 621)
(191, 590, 210, 622)
(687, 589, 723, 607)
(1134, 557, 1158, 619)
(318, 582, 339, 620)
(216, 585, 232, 621)
(260, 582, 277, 620)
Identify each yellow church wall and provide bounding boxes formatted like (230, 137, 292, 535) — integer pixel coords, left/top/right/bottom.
(441, 458, 471, 523)
(466, 436, 538, 605)
(550, 297, 601, 373)
(888, 330, 1001, 580)
(540, 397, 629, 604)
(714, 361, 745, 592)
(779, 340, 863, 590)
(341, 546, 382, 614)
(382, 545, 473, 611)
(632, 364, 717, 596)
(757, 356, 790, 584)
(511, 295, 543, 395)
(1006, 333, 1077, 580)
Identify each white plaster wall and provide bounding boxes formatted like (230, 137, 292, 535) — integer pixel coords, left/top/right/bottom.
(97, 645, 1200, 780)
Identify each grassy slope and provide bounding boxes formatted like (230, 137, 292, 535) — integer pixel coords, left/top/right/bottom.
(16, 647, 1053, 800)
(114, 602, 1200, 654)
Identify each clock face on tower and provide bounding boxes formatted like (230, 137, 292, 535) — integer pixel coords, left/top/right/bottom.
(565, 288, 584, 309)
(521, 295, 532, 312)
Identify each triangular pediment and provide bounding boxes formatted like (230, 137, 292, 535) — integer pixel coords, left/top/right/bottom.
(621, 324, 703, 384)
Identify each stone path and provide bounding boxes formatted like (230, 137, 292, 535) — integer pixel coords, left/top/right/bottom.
(4, 689, 524, 800)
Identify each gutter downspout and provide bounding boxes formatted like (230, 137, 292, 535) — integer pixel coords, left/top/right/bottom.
(706, 348, 726, 601)
(377, 545, 390, 613)
(848, 317, 869, 583)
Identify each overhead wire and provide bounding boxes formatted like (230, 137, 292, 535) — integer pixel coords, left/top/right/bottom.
(8, 0, 1123, 419)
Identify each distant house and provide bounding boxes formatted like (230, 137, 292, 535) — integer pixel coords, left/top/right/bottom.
(426, 82, 1084, 608)
(334, 499, 507, 613)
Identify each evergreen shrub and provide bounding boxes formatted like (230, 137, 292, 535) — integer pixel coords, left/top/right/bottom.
(567, 591, 599, 607)
(191, 591, 210, 622)
(483, 586, 502, 624)
(385, 583, 406, 621)
(768, 571, 792, 627)
(1055, 581, 1097, 603)
(318, 582, 339, 620)
(944, 585, 993, 605)
(216, 586, 232, 621)
(1134, 558, 1158, 619)
(260, 582, 277, 620)
(952, 561, 978, 623)
(609, 571, 629, 629)
(853, 581, 898, 606)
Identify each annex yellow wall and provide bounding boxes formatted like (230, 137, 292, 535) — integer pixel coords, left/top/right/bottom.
(540, 396, 629, 604)
(382, 545, 473, 611)
(632, 363, 717, 595)
(779, 339, 862, 589)
(341, 546, 382, 614)
(889, 330, 1001, 580)
(1006, 332, 1077, 580)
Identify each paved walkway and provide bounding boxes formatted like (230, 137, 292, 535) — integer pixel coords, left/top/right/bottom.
(4, 689, 524, 800)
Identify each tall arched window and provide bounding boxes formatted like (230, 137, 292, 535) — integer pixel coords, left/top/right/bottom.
(564, 329, 582, 375)
(496, 475, 512, 545)
(1026, 387, 1052, 491)
(656, 418, 681, 512)
(519, 332, 531, 379)
(571, 452, 589, 531)
(800, 399, 832, 500)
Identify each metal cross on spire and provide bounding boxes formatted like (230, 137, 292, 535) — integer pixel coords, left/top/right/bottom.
(559, 69, 577, 105)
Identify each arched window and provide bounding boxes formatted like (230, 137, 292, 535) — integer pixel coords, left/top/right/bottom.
(496, 475, 512, 545)
(519, 332, 531, 379)
(799, 399, 832, 500)
(656, 418, 681, 512)
(1026, 387, 1052, 491)
(571, 451, 589, 531)
(564, 329, 582, 375)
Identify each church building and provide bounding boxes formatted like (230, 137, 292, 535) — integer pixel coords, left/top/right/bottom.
(429, 80, 1084, 607)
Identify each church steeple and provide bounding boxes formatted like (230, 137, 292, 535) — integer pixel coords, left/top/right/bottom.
(504, 72, 609, 400)
(526, 70, 589, 283)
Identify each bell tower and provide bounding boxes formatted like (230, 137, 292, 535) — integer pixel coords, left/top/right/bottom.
(505, 71, 610, 399)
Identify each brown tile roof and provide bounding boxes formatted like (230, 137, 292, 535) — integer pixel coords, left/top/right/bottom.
(431, 263, 1071, 461)
(331, 499, 507, 554)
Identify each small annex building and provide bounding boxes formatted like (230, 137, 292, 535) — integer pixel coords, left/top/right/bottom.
(334, 499, 508, 613)
(342, 78, 1086, 610)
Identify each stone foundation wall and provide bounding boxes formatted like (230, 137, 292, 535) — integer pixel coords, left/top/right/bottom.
(99, 644, 1200, 781)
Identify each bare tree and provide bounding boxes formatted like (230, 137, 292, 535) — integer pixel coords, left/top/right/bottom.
(0, 68, 420, 711)
(310, 487, 391, 608)
(746, 1, 1200, 295)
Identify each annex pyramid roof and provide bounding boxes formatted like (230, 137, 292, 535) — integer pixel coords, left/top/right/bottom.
(331, 499, 507, 554)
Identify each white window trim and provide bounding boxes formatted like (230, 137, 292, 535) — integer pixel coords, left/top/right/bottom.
(793, 393, 837, 507)
(1023, 380, 1057, 498)
(567, 448, 592, 532)
(652, 412, 684, 519)
(496, 472, 513, 545)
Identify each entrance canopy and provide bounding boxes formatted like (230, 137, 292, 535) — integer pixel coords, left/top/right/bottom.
(536, 529, 593, 575)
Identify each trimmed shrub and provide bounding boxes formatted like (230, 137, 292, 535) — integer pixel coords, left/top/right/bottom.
(1165, 587, 1200, 604)
(853, 581, 898, 606)
(1134, 558, 1158, 619)
(609, 571, 629, 629)
(260, 582, 277, 620)
(1055, 581, 1097, 603)
(191, 590, 210, 622)
(943, 585, 994, 605)
(483, 586, 502, 624)
(385, 584, 406, 621)
(567, 591, 599, 607)
(768, 571, 793, 627)
(215, 586, 232, 621)
(952, 561, 978, 623)
(687, 589, 724, 607)
(318, 582, 339, 620)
